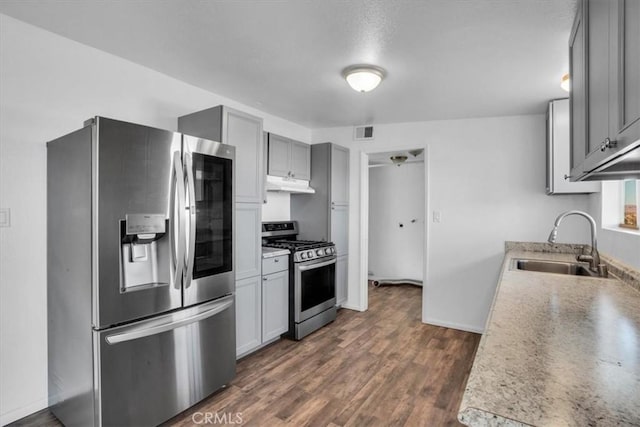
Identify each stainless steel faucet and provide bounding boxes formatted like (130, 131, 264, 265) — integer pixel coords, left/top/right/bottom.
(548, 210, 607, 277)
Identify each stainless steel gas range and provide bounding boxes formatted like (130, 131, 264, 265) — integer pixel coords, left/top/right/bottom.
(262, 221, 337, 340)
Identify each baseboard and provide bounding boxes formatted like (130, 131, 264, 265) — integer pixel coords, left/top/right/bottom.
(422, 317, 484, 334)
(1, 397, 48, 426)
(339, 302, 364, 312)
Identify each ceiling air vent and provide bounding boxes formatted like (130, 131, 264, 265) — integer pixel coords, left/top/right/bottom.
(354, 125, 374, 141)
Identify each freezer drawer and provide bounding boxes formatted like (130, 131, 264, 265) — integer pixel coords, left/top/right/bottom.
(96, 295, 236, 426)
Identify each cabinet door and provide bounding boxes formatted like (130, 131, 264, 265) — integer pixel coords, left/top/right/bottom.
(262, 271, 289, 342)
(330, 145, 349, 204)
(223, 108, 263, 203)
(330, 204, 349, 256)
(613, 0, 640, 148)
(235, 276, 261, 357)
(336, 255, 348, 307)
(235, 203, 261, 280)
(586, 0, 612, 156)
(290, 141, 311, 180)
(267, 134, 290, 178)
(570, 0, 588, 176)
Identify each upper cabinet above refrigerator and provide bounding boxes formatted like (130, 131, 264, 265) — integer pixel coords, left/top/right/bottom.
(179, 106, 264, 203)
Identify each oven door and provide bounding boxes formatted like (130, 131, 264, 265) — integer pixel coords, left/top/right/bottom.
(294, 256, 337, 323)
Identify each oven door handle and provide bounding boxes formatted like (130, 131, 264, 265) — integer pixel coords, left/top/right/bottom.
(297, 257, 337, 271)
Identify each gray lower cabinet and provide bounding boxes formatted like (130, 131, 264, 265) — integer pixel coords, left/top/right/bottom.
(237, 254, 289, 357)
(261, 255, 289, 343)
(262, 257, 289, 341)
(235, 275, 261, 357)
(266, 133, 311, 180)
(235, 203, 261, 280)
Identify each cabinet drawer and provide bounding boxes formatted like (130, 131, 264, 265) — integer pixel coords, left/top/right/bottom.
(262, 255, 288, 275)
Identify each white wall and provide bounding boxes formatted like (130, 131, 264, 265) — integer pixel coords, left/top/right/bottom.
(312, 115, 592, 333)
(0, 15, 310, 425)
(368, 163, 424, 281)
(262, 192, 291, 222)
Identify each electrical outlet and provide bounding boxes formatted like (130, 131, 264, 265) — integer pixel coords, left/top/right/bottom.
(433, 211, 441, 223)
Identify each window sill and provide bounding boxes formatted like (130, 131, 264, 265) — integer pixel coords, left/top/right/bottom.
(603, 225, 640, 237)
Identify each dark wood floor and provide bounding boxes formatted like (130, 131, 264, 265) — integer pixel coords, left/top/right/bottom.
(11, 284, 480, 427)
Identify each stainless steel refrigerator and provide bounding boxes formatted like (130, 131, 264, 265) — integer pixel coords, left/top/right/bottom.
(47, 117, 236, 426)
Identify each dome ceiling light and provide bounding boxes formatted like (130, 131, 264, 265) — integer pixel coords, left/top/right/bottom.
(390, 155, 408, 166)
(342, 65, 386, 92)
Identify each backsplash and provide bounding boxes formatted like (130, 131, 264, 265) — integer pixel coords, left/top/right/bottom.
(262, 192, 290, 222)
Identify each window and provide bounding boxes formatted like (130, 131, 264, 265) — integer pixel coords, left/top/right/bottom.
(601, 180, 640, 235)
(621, 180, 638, 230)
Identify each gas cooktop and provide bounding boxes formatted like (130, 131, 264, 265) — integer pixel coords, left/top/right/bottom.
(263, 239, 333, 251)
(262, 221, 336, 262)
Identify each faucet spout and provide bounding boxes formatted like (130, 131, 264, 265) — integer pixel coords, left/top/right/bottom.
(548, 210, 602, 274)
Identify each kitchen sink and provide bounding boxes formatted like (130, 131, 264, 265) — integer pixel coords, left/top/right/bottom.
(511, 259, 603, 278)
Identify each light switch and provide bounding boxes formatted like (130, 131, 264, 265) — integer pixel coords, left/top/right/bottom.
(432, 211, 441, 223)
(0, 208, 10, 228)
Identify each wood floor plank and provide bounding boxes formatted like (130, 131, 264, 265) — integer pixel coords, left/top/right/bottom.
(13, 284, 480, 427)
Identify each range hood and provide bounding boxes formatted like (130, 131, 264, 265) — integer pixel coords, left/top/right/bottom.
(266, 175, 316, 194)
(579, 142, 640, 181)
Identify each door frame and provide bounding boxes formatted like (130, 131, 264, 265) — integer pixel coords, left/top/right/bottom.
(359, 145, 430, 322)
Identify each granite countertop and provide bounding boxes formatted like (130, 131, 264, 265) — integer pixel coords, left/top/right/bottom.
(458, 244, 640, 427)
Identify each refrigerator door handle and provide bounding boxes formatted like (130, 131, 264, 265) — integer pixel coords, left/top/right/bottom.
(171, 152, 186, 289)
(184, 154, 196, 288)
(104, 295, 233, 345)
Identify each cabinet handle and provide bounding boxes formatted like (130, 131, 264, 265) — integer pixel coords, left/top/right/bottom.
(600, 137, 617, 152)
(274, 259, 279, 262)
(263, 277, 268, 281)
(564, 174, 571, 180)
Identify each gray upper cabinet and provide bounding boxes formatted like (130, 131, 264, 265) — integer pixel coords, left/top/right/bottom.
(267, 133, 290, 177)
(569, 1, 587, 173)
(290, 141, 311, 180)
(291, 143, 349, 247)
(330, 145, 349, 205)
(178, 105, 264, 203)
(570, 0, 640, 180)
(266, 133, 311, 180)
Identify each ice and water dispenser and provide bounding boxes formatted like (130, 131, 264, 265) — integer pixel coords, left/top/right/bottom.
(120, 213, 171, 292)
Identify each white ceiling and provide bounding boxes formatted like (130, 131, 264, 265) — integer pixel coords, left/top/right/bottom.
(0, 0, 576, 129)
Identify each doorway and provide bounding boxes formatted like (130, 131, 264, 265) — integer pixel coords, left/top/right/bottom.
(359, 146, 429, 321)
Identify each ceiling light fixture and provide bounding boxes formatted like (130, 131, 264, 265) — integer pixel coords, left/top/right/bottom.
(561, 73, 570, 92)
(390, 155, 407, 166)
(343, 65, 386, 92)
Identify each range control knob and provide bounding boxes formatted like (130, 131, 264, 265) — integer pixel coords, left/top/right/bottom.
(307, 250, 314, 258)
(325, 248, 331, 255)
(300, 252, 307, 260)
(316, 249, 323, 256)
